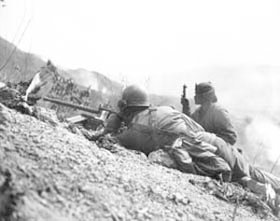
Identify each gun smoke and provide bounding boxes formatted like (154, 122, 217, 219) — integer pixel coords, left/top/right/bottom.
(245, 116, 280, 171)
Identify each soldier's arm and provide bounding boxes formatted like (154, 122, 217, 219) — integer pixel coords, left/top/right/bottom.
(104, 113, 123, 134)
(181, 97, 191, 116)
(82, 113, 123, 141)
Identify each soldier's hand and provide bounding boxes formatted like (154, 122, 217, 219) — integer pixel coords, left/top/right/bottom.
(181, 96, 189, 106)
(82, 129, 105, 141)
(98, 134, 118, 144)
(181, 97, 191, 115)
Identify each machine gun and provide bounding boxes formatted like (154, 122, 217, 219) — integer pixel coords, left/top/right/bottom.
(43, 96, 117, 129)
(181, 84, 190, 116)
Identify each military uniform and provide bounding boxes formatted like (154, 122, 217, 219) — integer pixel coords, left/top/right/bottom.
(182, 82, 237, 145)
(191, 103, 237, 145)
(101, 85, 232, 178)
(106, 85, 280, 211)
(116, 106, 204, 155)
(106, 105, 231, 179)
(201, 131, 280, 190)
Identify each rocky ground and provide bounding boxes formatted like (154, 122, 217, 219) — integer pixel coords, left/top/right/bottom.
(0, 103, 278, 221)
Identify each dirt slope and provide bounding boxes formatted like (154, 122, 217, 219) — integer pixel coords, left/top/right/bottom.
(0, 104, 277, 221)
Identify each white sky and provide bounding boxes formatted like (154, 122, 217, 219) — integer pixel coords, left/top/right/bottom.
(1, 0, 280, 96)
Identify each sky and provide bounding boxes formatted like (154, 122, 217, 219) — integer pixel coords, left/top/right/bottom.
(1, 0, 280, 97)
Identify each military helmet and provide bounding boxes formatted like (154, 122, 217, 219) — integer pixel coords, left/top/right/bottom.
(119, 85, 149, 108)
(194, 82, 217, 104)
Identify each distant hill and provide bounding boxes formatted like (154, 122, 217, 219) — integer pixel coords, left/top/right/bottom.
(0, 36, 45, 82)
(0, 36, 181, 110)
(60, 68, 185, 110)
(0, 36, 121, 92)
(0, 36, 181, 112)
(61, 68, 123, 96)
(0, 36, 122, 105)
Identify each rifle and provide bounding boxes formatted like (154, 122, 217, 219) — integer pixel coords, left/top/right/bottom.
(181, 84, 190, 116)
(42, 97, 117, 127)
(43, 96, 117, 115)
(182, 84, 186, 100)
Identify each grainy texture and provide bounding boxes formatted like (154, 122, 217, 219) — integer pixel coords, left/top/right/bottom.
(0, 103, 277, 221)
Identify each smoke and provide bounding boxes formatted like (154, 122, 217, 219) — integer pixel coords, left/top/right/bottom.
(245, 116, 280, 167)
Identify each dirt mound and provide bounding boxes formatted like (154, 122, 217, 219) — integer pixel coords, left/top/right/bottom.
(0, 104, 277, 221)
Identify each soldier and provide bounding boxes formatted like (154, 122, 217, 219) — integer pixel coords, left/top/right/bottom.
(101, 84, 280, 212)
(182, 82, 237, 145)
(100, 85, 232, 179)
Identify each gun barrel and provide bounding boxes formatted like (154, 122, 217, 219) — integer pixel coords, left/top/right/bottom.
(43, 97, 100, 114)
(99, 106, 117, 114)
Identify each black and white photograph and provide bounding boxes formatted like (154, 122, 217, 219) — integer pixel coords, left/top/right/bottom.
(1, 0, 280, 220)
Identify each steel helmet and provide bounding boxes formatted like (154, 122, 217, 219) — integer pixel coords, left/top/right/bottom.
(120, 85, 149, 108)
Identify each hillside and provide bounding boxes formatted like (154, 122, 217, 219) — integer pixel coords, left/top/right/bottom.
(0, 103, 278, 221)
(0, 36, 44, 82)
